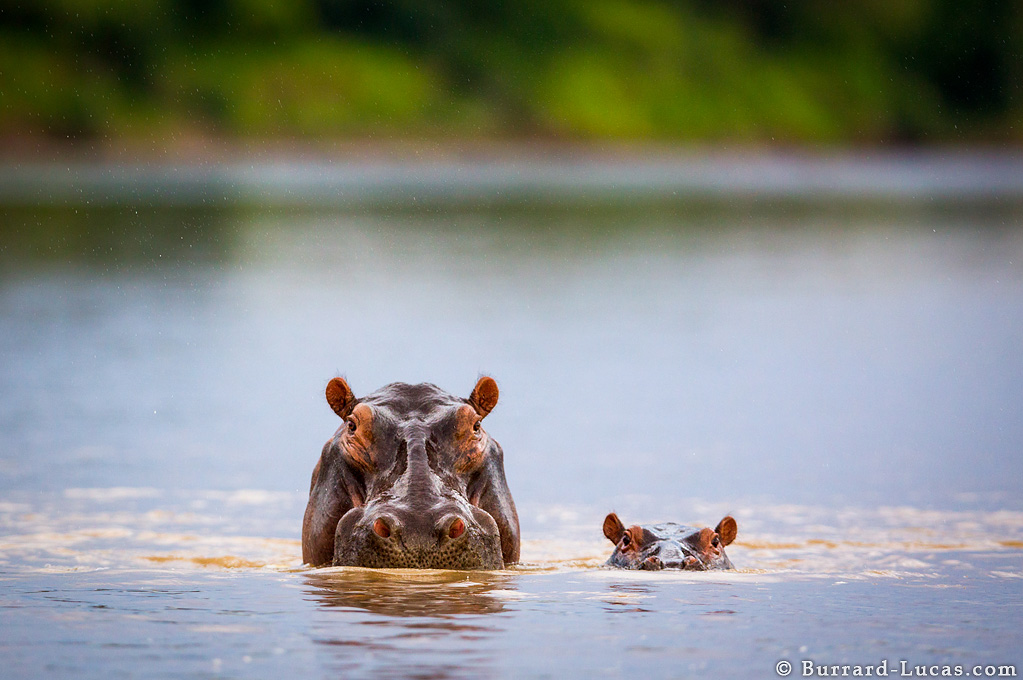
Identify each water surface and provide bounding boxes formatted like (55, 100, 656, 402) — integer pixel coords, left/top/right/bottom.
(1, 171, 1022, 677)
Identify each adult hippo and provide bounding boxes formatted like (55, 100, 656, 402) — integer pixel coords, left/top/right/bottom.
(302, 377, 519, 569)
(602, 513, 737, 571)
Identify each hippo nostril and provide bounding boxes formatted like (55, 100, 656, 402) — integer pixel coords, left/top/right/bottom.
(448, 517, 465, 540)
(372, 518, 392, 539)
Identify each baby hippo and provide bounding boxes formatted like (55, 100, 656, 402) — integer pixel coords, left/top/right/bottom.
(602, 512, 738, 571)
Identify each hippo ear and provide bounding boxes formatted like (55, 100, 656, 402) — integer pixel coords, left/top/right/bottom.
(715, 516, 737, 547)
(602, 512, 626, 544)
(325, 377, 357, 418)
(468, 376, 499, 418)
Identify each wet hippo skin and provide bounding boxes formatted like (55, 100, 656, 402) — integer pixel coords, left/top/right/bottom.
(302, 377, 520, 569)
(602, 513, 738, 571)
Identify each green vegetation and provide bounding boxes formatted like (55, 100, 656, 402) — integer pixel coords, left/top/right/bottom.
(0, 0, 1020, 145)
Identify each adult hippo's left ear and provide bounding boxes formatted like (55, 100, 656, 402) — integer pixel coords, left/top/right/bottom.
(326, 377, 357, 418)
(468, 376, 499, 418)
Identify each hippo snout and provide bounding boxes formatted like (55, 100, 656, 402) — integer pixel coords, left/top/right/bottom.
(334, 502, 504, 570)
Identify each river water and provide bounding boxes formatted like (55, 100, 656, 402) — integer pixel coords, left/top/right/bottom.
(1, 160, 1022, 678)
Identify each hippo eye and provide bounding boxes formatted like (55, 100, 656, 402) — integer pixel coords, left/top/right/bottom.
(472, 420, 482, 434)
(620, 533, 631, 548)
(712, 535, 720, 548)
(346, 419, 357, 434)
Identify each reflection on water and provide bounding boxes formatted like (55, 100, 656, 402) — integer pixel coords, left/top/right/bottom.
(603, 583, 657, 613)
(304, 565, 517, 678)
(306, 568, 515, 617)
(0, 206, 236, 270)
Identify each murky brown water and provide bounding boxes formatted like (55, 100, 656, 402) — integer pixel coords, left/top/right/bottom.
(2, 172, 1022, 677)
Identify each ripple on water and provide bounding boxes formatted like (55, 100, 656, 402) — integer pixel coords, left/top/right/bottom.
(1, 490, 1021, 581)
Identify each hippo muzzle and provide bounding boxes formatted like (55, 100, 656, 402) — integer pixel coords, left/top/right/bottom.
(302, 377, 520, 570)
(334, 497, 504, 570)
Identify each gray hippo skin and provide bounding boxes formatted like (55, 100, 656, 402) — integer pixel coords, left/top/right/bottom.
(602, 512, 737, 571)
(302, 377, 519, 569)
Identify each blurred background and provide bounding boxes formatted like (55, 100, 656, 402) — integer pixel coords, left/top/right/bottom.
(0, 0, 1020, 150)
(0, 0, 1021, 514)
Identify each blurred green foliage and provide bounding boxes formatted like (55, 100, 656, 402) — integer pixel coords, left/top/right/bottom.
(0, 0, 1019, 144)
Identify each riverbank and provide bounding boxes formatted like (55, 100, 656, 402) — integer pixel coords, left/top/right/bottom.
(3, 148, 1023, 207)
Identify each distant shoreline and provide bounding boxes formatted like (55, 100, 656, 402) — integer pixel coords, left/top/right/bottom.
(3, 147, 1023, 206)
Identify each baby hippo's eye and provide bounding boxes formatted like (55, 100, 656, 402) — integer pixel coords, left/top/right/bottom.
(712, 535, 720, 548)
(620, 533, 631, 548)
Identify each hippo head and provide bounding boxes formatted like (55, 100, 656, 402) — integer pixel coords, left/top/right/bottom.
(602, 513, 737, 571)
(302, 377, 519, 570)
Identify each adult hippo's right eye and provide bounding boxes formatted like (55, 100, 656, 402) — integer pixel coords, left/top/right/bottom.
(345, 418, 357, 434)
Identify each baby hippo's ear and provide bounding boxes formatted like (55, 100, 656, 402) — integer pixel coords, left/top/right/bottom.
(603, 512, 626, 544)
(326, 377, 357, 418)
(468, 376, 499, 418)
(715, 516, 737, 547)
